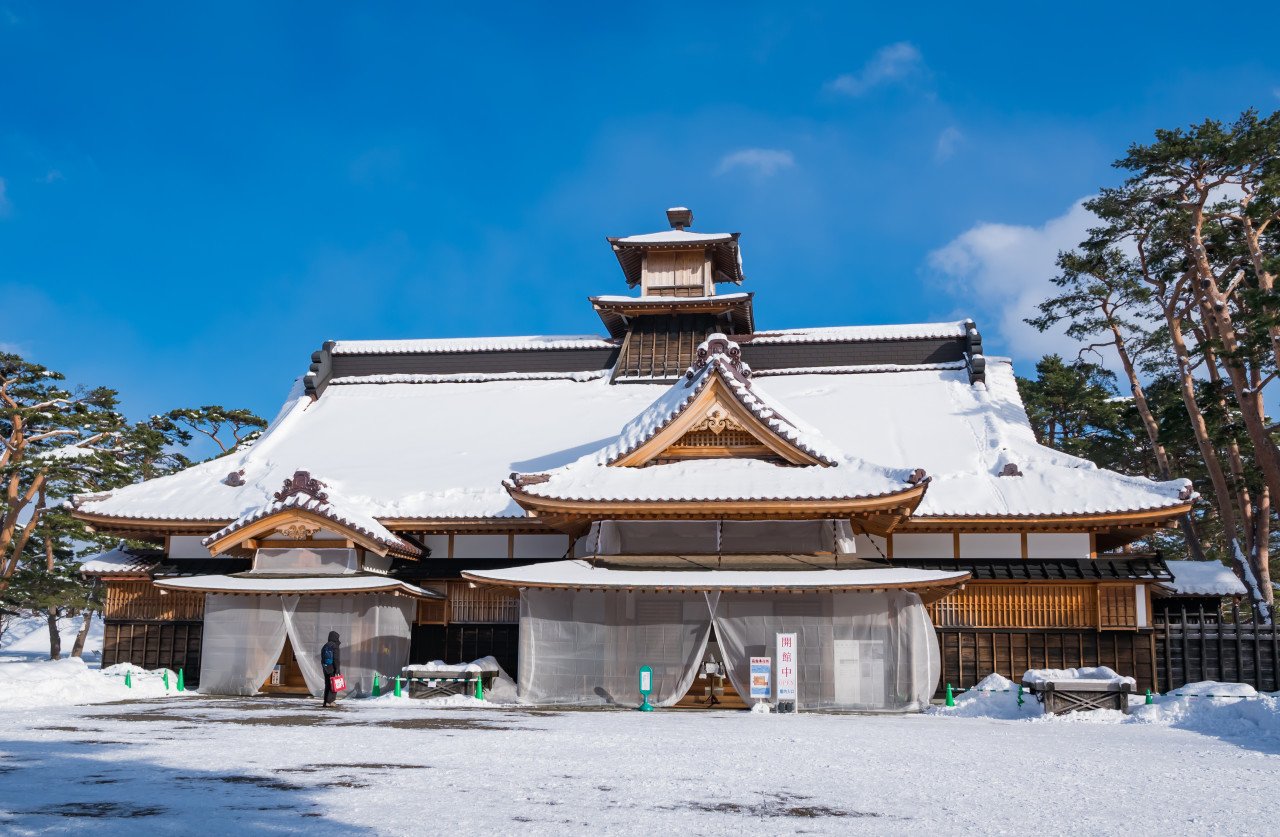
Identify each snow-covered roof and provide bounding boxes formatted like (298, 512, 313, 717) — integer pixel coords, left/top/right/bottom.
(73, 356, 1191, 526)
(202, 477, 418, 557)
(153, 574, 440, 597)
(79, 543, 159, 576)
(1160, 561, 1246, 597)
(591, 293, 751, 305)
(749, 321, 971, 344)
(613, 230, 734, 245)
(463, 559, 968, 591)
(331, 335, 616, 355)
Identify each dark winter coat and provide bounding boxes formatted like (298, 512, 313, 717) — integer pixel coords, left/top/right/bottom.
(321, 631, 341, 675)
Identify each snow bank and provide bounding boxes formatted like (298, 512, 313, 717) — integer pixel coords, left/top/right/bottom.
(0, 657, 186, 709)
(932, 672, 1280, 746)
(368, 656, 518, 706)
(1130, 681, 1280, 746)
(927, 673, 1042, 719)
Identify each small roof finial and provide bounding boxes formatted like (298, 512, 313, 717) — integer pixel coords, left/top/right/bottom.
(666, 206, 693, 230)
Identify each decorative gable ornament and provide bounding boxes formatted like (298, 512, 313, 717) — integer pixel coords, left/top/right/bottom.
(690, 405, 743, 436)
(685, 334, 752, 388)
(276, 521, 321, 540)
(274, 470, 329, 503)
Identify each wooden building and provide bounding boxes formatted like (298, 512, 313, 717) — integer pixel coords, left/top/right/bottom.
(77, 207, 1197, 705)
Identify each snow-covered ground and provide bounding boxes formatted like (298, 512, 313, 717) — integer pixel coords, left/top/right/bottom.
(1, 675, 1278, 834)
(0, 614, 103, 663)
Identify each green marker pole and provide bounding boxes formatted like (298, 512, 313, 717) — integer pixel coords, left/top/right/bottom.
(177, 668, 184, 692)
(1016, 685, 1024, 707)
(124, 670, 132, 689)
(394, 676, 402, 698)
(474, 676, 484, 701)
(372, 673, 381, 698)
(637, 664, 654, 712)
(944, 683, 954, 707)
(1145, 689, 1154, 705)
(163, 671, 169, 691)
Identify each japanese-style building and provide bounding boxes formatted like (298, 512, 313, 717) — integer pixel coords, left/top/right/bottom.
(77, 207, 1195, 709)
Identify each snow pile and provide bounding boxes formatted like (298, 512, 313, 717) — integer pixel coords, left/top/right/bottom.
(1130, 681, 1280, 745)
(1023, 667, 1136, 688)
(0, 657, 184, 709)
(928, 673, 1041, 719)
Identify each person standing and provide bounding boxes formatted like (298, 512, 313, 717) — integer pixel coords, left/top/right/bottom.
(321, 631, 342, 706)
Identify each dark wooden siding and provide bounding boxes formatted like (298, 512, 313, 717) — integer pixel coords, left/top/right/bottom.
(330, 348, 619, 378)
(410, 624, 519, 678)
(936, 628, 1158, 696)
(1155, 615, 1280, 693)
(743, 337, 965, 370)
(102, 620, 203, 687)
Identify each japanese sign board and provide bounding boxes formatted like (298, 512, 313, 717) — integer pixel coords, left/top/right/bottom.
(776, 633, 798, 701)
(638, 664, 653, 696)
(749, 657, 772, 700)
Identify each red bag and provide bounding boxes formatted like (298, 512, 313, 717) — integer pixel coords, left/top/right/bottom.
(330, 674, 347, 692)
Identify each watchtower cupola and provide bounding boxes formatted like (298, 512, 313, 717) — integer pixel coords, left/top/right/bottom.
(607, 207, 744, 298)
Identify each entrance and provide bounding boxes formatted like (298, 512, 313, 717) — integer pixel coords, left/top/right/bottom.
(674, 629, 748, 710)
(261, 637, 311, 695)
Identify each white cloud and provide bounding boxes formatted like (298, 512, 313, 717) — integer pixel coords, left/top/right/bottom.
(927, 199, 1098, 364)
(715, 148, 796, 177)
(0, 177, 11, 217)
(935, 126, 963, 162)
(826, 42, 927, 96)
(42, 170, 63, 184)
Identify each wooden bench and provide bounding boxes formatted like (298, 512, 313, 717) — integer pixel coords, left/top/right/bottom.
(1021, 678, 1133, 715)
(402, 666, 499, 699)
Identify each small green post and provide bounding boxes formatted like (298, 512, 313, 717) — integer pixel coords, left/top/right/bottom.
(637, 664, 654, 712)
(473, 675, 484, 701)
(1016, 685, 1024, 707)
(163, 671, 169, 691)
(1145, 688, 1154, 705)
(177, 668, 184, 692)
(393, 676, 402, 698)
(944, 683, 954, 707)
(372, 673, 381, 698)
(124, 670, 132, 689)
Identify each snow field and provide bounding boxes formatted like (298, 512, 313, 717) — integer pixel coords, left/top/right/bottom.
(0, 658, 188, 710)
(1, 694, 1277, 834)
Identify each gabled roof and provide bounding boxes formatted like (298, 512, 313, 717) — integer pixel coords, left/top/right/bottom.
(202, 471, 420, 559)
(607, 229, 744, 286)
(504, 335, 929, 531)
(79, 543, 163, 577)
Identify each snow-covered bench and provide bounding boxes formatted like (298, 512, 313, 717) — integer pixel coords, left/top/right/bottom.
(1020, 667, 1136, 715)
(402, 660, 500, 699)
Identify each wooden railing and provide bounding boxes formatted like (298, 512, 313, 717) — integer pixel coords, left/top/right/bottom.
(104, 581, 204, 622)
(928, 583, 1138, 629)
(449, 583, 519, 624)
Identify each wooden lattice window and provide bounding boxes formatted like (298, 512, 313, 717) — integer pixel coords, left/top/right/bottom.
(1098, 584, 1137, 630)
(103, 581, 204, 621)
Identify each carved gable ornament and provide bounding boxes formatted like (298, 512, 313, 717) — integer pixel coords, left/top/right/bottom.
(690, 403, 744, 436)
(274, 470, 329, 504)
(276, 521, 322, 540)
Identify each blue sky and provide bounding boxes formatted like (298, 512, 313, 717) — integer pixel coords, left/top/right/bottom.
(2, 2, 1278, 422)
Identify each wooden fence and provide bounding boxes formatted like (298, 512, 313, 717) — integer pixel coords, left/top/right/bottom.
(1154, 604, 1280, 693)
(102, 620, 203, 686)
(928, 583, 1138, 630)
(935, 628, 1157, 696)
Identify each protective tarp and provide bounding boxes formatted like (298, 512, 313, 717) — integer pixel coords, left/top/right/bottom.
(515, 587, 940, 712)
(198, 593, 414, 698)
(198, 594, 295, 696)
(283, 594, 415, 698)
(518, 589, 712, 707)
(253, 547, 359, 574)
(713, 590, 939, 712)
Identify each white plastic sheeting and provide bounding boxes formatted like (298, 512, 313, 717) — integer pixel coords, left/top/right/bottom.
(283, 594, 414, 698)
(518, 590, 712, 707)
(197, 593, 414, 698)
(589, 520, 857, 556)
(713, 591, 939, 712)
(198, 595, 295, 696)
(253, 547, 359, 574)
(516, 588, 940, 712)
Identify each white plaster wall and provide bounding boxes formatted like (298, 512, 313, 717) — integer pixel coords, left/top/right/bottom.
(420, 534, 450, 558)
(1026, 532, 1091, 559)
(891, 533, 954, 559)
(514, 535, 569, 559)
(452, 535, 509, 559)
(168, 535, 212, 559)
(959, 533, 1021, 559)
(850, 533, 889, 559)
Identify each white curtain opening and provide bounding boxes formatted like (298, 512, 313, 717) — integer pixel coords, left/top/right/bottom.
(712, 590, 939, 712)
(518, 589, 712, 707)
(283, 594, 414, 698)
(198, 594, 296, 696)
